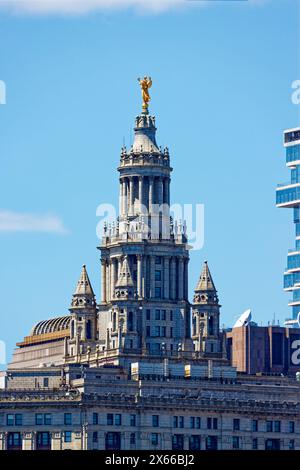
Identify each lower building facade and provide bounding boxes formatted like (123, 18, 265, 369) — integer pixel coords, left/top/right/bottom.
(0, 364, 300, 451)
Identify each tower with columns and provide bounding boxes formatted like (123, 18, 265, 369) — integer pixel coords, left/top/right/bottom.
(68, 265, 98, 358)
(8, 80, 231, 375)
(191, 261, 223, 356)
(98, 92, 192, 358)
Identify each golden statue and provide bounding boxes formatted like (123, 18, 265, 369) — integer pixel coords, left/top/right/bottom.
(138, 76, 152, 112)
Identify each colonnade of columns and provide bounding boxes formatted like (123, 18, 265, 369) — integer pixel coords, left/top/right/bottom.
(119, 175, 170, 216)
(101, 254, 188, 303)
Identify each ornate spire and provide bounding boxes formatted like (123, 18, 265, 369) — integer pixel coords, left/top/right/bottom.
(194, 261, 219, 304)
(70, 265, 96, 309)
(116, 256, 133, 287)
(115, 256, 135, 300)
(195, 261, 216, 292)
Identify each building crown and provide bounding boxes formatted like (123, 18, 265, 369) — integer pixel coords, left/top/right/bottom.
(70, 265, 97, 309)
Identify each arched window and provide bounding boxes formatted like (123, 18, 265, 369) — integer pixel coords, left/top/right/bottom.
(208, 315, 214, 336)
(113, 312, 117, 331)
(86, 320, 92, 339)
(70, 320, 75, 339)
(128, 311, 134, 331)
(192, 316, 197, 336)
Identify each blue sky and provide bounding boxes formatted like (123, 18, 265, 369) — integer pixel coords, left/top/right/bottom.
(0, 0, 299, 365)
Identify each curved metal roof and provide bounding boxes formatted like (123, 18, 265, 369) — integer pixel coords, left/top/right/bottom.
(30, 315, 71, 336)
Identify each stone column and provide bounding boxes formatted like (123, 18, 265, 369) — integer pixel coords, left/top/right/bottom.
(142, 255, 146, 298)
(150, 255, 156, 298)
(106, 260, 110, 301)
(81, 318, 86, 340)
(116, 256, 119, 279)
(119, 179, 123, 216)
(163, 178, 168, 205)
(170, 257, 176, 300)
(110, 258, 117, 300)
(101, 259, 107, 303)
(149, 177, 154, 214)
(164, 256, 170, 299)
(178, 257, 184, 299)
(138, 176, 143, 213)
(129, 176, 134, 215)
(125, 178, 129, 215)
(122, 179, 126, 215)
(158, 177, 164, 206)
(184, 258, 188, 300)
(137, 255, 142, 298)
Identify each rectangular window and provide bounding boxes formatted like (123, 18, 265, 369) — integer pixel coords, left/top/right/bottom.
(115, 414, 122, 426)
(35, 414, 43, 426)
(232, 436, 240, 449)
(252, 420, 258, 432)
(289, 440, 295, 450)
(233, 419, 240, 431)
(274, 421, 281, 433)
(207, 417, 212, 429)
(107, 414, 114, 426)
(170, 310, 173, 321)
(252, 439, 258, 450)
(289, 421, 295, 433)
(266, 420, 273, 433)
(92, 431, 98, 443)
(161, 310, 166, 320)
(93, 413, 98, 425)
(130, 433, 136, 445)
(206, 436, 218, 450)
(170, 327, 173, 338)
(179, 416, 184, 428)
(151, 433, 159, 446)
(172, 434, 184, 450)
(6, 414, 14, 426)
(190, 417, 195, 429)
(213, 418, 218, 430)
(155, 256, 162, 264)
(152, 415, 159, 427)
(155, 270, 161, 281)
(15, 414, 22, 426)
(154, 326, 160, 337)
(146, 325, 151, 337)
(64, 431, 72, 443)
(44, 414, 52, 425)
(146, 310, 151, 321)
(64, 413, 72, 426)
(43, 378, 49, 387)
(189, 435, 200, 451)
(155, 309, 160, 320)
(155, 287, 161, 298)
(161, 326, 166, 337)
(130, 415, 136, 427)
(196, 417, 201, 429)
(173, 416, 178, 428)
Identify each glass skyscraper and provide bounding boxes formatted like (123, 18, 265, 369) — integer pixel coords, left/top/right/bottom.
(276, 127, 300, 324)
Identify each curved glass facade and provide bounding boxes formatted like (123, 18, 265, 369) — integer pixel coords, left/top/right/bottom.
(278, 128, 300, 322)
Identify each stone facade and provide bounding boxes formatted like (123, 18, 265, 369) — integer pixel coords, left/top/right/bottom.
(0, 366, 300, 450)
(1, 92, 300, 451)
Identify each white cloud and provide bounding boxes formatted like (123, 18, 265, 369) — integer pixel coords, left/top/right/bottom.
(0, 210, 68, 234)
(0, 0, 186, 15)
(0, 0, 273, 15)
